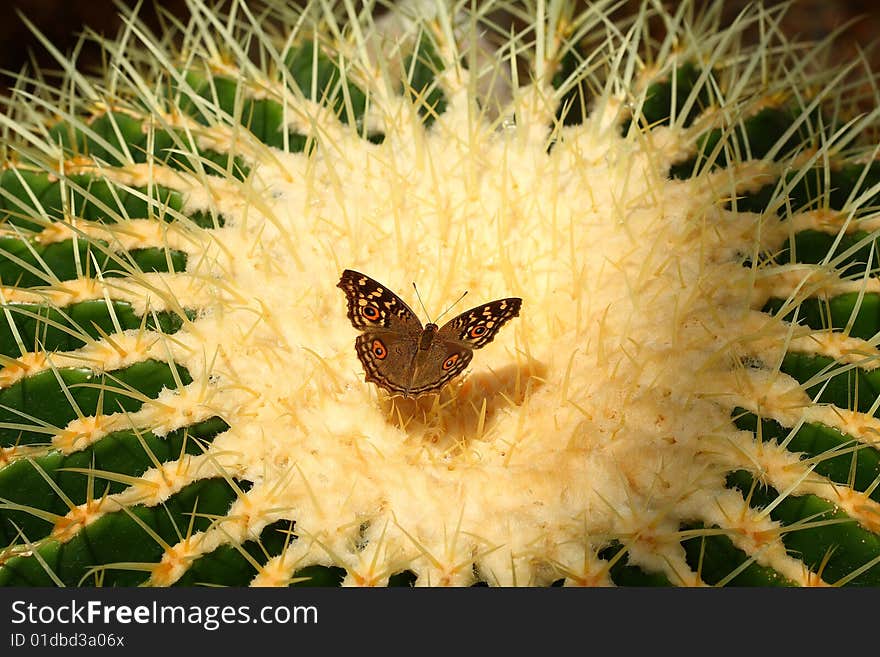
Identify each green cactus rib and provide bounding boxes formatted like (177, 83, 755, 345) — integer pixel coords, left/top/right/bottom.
(402, 32, 447, 127)
(726, 470, 880, 585)
(49, 112, 250, 181)
(0, 416, 228, 545)
(0, 236, 186, 287)
(779, 352, 880, 414)
(0, 359, 192, 447)
(761, 229, 880, 341)
(170, 519, 292, 586)
(733, 408, 880, 502)
(763, 293, 880, 341)
(730, 163, 880, 216)
(172, 522, 348, 587)
(283, 41, 368, 127)
(1, 170, 180, 230)
(0, 301, 191, 357)
(0, 170, 225, 230)
(600, 531, 794, 586)
(180, 72, 309, 153)
(774, 230, 880, 273)
(597, 542, 673, 586)
(679, 523, 794, 586)
(0, 477, 248, 586)
(177, 39, 390, 150)
(670, 107, 809, 179)
(630, 62, 711, 132)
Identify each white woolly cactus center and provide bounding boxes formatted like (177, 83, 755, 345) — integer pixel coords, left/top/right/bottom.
(3, 0, 880, 587)
(193, 43, 722, 588)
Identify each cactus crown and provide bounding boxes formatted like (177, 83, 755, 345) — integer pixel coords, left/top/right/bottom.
(1, 0, 880, 587)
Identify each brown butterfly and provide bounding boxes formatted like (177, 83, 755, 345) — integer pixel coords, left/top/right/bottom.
(337, 269, 521, 397)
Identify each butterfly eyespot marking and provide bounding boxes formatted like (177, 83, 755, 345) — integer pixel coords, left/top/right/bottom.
(362, 305, 380, 321)
(371, 340, 387, 359)
(469, 325, 487, 338)
(442, 354, 460, 371)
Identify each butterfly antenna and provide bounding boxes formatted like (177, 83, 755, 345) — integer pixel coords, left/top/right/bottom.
(412, 282, 469, 324)
(434, 290, 469, 324)
(412, 282, 433, 322)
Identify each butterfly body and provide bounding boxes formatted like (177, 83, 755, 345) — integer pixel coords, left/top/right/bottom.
(338, 269, 521, 397)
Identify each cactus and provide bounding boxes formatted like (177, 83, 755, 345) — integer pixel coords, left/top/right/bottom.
(1, 0, 880, 587)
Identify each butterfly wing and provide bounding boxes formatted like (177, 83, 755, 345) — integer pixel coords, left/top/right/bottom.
(406, 341, 473, 396)
(354, 331, 421, 395)
(404, 297, 519, 396)
(337, 269, 422, 333)
(435, 297, 522, 348)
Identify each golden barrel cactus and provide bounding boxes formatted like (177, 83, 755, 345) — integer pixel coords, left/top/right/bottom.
(1, 0, 879, 586)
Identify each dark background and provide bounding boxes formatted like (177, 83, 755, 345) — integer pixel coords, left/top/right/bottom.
(1, 0, 879, 95)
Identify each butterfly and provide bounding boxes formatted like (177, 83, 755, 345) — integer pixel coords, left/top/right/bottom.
(337, 269, 522, 397)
